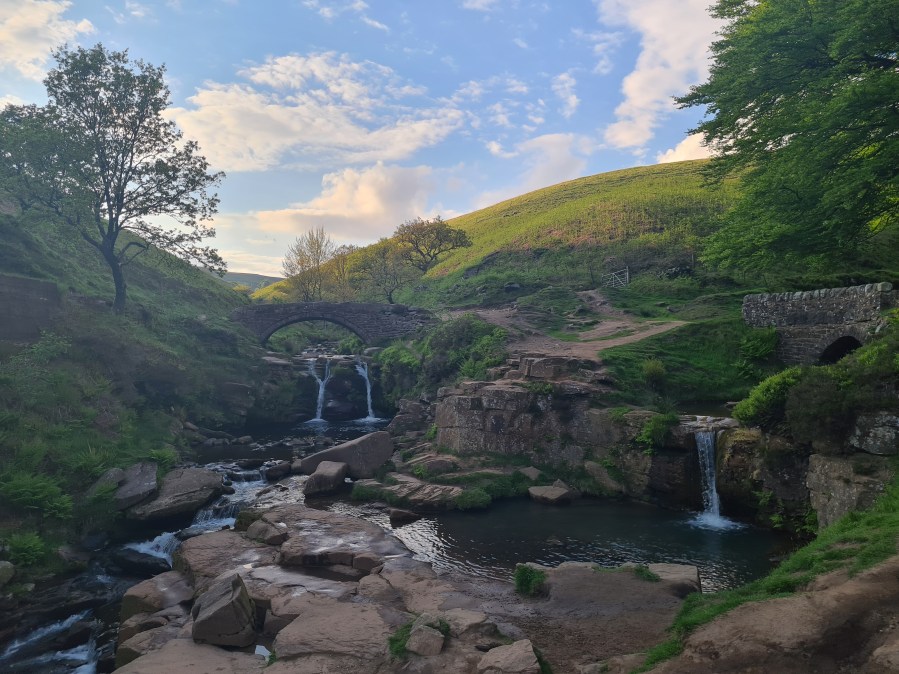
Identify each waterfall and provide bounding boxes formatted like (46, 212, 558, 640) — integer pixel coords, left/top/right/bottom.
(354, 358, 378, 421)
(306, 358, 332, 422)
(696, 431, 721, 517)
(692, 430, 741, 530)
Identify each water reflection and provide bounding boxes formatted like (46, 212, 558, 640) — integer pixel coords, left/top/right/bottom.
(330, 498, 789, 592)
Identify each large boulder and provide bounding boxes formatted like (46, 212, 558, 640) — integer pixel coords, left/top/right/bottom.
(298, 431, 393, 479)
(850, 413, 899, 456)
(302, 460, 349, 496)
(120, 570, 193, 622)
(89, 462, 158, 510)
(114, 638, 266, 674)
(110, 547, 171, 577)
(129, 468, 223, 521)
(807, 453, 893, 528)
(191, 574, 257, 647)
(175, 530, 278, 592)
(0, 561, 14, 588)
(478, 639, 540, 673)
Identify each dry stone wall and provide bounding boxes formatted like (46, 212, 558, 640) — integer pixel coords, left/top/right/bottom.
(742, 282, 897, 364)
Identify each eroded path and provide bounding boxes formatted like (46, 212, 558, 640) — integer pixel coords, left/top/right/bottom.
(449, 289, 685, 360)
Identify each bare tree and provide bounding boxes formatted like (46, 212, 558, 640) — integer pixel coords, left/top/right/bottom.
(282, 226, 335, 301)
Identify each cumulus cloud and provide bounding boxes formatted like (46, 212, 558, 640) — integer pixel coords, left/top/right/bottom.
(655, 133, 712, 163)
(254, 162, 437, 242)
(596, 0, 723, 152)
(0, 1, 94, 80)
(168, 52, 463, 172)
(552, 72, 579, 119)
(475, 133, 592, 207)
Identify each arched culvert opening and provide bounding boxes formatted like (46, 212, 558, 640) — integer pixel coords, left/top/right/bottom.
(265, 320, 362, 355)
(818, 336, 862, 365)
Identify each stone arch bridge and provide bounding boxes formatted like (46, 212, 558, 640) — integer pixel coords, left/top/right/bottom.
(230, 301, 438, 344)
(742, 282, 897, 365)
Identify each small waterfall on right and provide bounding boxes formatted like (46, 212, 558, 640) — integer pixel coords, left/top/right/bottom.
(354, 358, 379, 421)
(692, 429, 742, 530)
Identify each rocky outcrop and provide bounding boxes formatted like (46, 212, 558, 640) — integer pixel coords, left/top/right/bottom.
(89, 461, 158, 510)
(114, 638, 266, 674)
(175, 530, 278, 592)
(191, 574, 256, 647)
(302, 460, 349, 496)
(0, 561, 14, 588)
(478, 639, 540, 673)
(298, 431, 394, 478)
(850, 412, 899, 456)
(648, 554, 899, 674)
(120, 570, 193, 622)
(806, 453, 894, 528)
(129, 467, 223, 521)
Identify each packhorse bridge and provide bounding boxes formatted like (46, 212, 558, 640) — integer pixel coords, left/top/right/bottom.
(230, 301, 437, 344)
(743, 282, 897, 365)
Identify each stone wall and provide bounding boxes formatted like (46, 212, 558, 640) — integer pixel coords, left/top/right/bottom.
(231, 302, 436, 344)
(742, 282, 898, 364)
(0, 273, 61, 342)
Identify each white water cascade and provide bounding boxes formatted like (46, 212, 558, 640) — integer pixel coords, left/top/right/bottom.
(306, 358, 332, 422)
(692, 430, 741, 530)
(354, 358, 379, 421)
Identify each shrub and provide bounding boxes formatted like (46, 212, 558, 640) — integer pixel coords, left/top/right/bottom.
(514, 564, 546, 596)
(388, 621, 413, 659)
(148, 447, 179, 473)
(636, 412, 679, 450)
(455, 487, 491, 510)
(0, 472, 73, 520)
(7, 532, 48, 567)
(732, 366, 803, 429)
(633, 564, 661, 582)
(641, 358, 667, 391)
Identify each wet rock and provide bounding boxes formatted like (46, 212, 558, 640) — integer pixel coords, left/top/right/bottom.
(191, 573, 257, 647)
(407, 624, 445, 656)
(528, 484, 574, 505)
(120, 570, 193, 622)
(236, 458, 264, 470)
(110, 547, 171, 577)
(115, 623, 183, 669)
(175, 530, 278, 592)
(477, 639, 540, 673)
(299, 431, 394, 479)
(128, 467, 223, 521)
(389, 507, 422, 525)
(302, 460, 349, 496)
(0, 561, 13, 588)
(264, 461, 292, 481)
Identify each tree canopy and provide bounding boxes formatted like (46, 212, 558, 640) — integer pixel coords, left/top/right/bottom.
(394, 216, 472, 272)
(282, 226, 336, 302)
(678, 0, 898, 270)
(0, 44, 224, 312)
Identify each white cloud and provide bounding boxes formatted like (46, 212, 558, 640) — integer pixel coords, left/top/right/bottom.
(551, 72, 579, 119)
(655, 133, 712, 163)
(462, 0, 500, 10)
(513, 37, 528, 49)
(505, 78, 528, 94)
(361, 16, 388, 31)
(168, 52, 463, 172)
(302, 0, 389, 30)
(217, 249, 285, 276)
(475, 133, 592, 207)
(0, 1, 94, 80)
(254, 162, 438, 242)
(0, 94, 25, 108)
(573, 28, 622, 75)
(596, 0, 723, 151)
(488, 102, 513, 128)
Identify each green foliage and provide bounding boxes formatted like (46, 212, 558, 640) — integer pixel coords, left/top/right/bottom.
(680, 0, 899, 271)
(0, 472, 72, 520)
(514, 564, 546, 596)
(525, 382, 554, 396)
(739, 328, 778, 361)
(641, 358, 667, 391)
(454, 487, 492, 510)
(7, 532, 48, 567)
(350, 483, 386, 502)
(394, 215, 473, 272)
(425, 424, 437, 441)
(732, 367, 803, 429)
(148, 447, 178, 473)
(633, 564, 661, 582)
(388, 621, 413, 659)
(636, 413, 679, 450)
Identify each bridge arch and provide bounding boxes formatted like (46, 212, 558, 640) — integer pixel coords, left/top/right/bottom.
(230, 302, 437, 344)
(819, 335, 863, 365)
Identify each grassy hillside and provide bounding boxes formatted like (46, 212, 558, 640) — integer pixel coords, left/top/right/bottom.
(0, 208, 262, 570)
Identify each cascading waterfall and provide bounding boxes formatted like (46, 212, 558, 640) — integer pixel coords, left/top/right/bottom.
(692, 430, 741, 530)
(354, 358, 379, 421)
(306, 358, 332, 422)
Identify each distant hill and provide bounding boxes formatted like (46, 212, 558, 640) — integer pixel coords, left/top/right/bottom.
(223, 271, 282, 289)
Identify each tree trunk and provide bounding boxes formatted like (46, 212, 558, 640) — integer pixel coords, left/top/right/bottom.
(101, 243, 127, 313)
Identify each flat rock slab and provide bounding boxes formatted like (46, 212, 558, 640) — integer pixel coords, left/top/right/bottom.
(271, 594, 391, 661)
(302, 460, 349, 496)
(93, 461, 158, 510)
(528, 485, 574, 504)
(299, 431, 393, 479)
(129, 467, 223, 520)
(114, 638, 266, 674)
(121, 570, 194, 622)
(175, 530, 278, 591)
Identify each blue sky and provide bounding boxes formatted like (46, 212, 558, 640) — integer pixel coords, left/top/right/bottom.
(1, 0, 722, 274)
